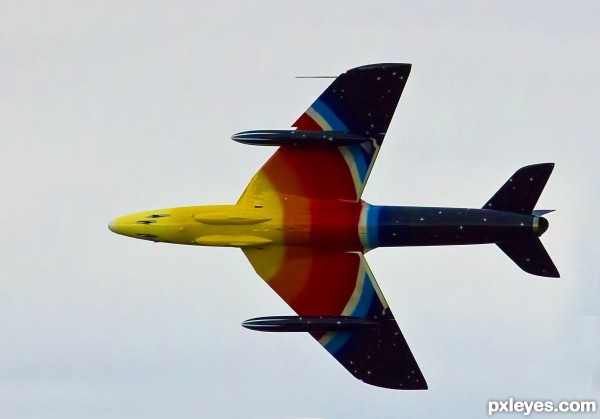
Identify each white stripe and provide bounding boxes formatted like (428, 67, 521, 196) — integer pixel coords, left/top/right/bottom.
(338, 146, 363, 198)
(358, 203, 370, 250)
(306, 107, 332, 130)
(318, 331, 335, 346)
(362, 256, 389, 311)
(341, 254, 367, 316)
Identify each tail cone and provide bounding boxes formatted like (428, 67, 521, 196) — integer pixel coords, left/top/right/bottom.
(535, 216, 549, 237)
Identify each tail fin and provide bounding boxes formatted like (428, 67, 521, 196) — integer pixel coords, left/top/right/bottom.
(483, 163, 555, 214)
(485, 163, 559, 277)
(497, 238, 560, 278)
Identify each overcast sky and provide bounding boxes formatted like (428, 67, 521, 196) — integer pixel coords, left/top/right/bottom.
(1, 2, 598, 418)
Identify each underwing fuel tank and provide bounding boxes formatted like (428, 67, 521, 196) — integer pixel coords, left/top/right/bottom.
(231, 130, 371, 147)
(241, 316, 379, 332)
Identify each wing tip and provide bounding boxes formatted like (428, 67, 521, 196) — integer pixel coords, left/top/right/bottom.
(351, 63, 412, 71)
(361, 376, 429, 390)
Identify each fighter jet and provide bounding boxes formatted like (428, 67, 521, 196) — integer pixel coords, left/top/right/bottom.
(109, 63, 559, 390)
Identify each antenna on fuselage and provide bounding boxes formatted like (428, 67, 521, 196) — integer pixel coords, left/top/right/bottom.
(295, 76, 336, 79)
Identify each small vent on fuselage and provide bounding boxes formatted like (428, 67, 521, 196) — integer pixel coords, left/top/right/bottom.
(147, 214, 170, 218)
(136, 233, 158, 239)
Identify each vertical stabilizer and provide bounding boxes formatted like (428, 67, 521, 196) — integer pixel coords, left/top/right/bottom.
(484, 163, 554, 214)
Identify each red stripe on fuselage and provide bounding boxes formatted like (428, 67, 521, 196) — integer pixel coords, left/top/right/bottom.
(309, 200, 362, 250)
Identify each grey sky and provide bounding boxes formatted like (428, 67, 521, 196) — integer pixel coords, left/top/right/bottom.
(1, 2, 598, 418)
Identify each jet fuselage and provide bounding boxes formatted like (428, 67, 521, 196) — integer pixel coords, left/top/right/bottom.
(109, 203, 547, 251)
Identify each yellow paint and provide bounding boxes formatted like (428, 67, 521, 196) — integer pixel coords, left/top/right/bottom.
(243, 246, 304, 297)
(243, 247, 286, 280)
(108, 173, 285, 252)
(236, 170, 287, 282)
(194, 214, 272, 225)
(195, 235, 272, 247)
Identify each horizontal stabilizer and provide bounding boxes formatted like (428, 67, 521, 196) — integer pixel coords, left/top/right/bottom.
(497, 238, 560, 277)
(484, 163, 554, 214)
(532, 209, 555, 216)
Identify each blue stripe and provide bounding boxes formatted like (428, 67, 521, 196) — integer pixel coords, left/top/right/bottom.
(312, 99, 348, 131)
(312, 100, 373, 183)
(324, 271, 375, 355)
(351, 271, 376, 317)
(345, 144, 369, 182)
(366, 205, 381, 248)
(324, 332, 352, 355)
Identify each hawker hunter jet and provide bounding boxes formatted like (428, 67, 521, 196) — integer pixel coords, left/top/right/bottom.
(109, 63, 559, 390)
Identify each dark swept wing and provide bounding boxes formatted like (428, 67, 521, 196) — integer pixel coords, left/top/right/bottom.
(242, 246, 427, 390)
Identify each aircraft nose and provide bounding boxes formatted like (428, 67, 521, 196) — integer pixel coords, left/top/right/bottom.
(108, 217, 126, 235)
(107, 211, 169, 241)
(107, 215, 137, 237)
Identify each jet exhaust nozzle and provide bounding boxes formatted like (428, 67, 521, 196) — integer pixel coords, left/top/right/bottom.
(534, 216, 549, 237)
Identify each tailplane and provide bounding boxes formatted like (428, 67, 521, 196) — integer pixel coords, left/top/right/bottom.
(497, 238, 560, 278)
(484, 163, 559, 278)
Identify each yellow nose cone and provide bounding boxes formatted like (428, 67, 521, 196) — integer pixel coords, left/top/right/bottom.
(107, 209, 193, 244)
(108, 219, 118, 233)
(107, 215, 145, 238)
